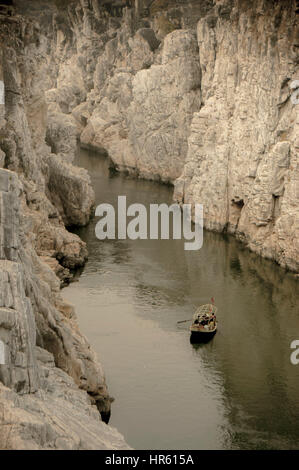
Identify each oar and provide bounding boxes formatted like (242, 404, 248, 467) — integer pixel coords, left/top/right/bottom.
(177, 318, 192, 324)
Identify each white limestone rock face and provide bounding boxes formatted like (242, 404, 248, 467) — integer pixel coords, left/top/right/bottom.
(81, 11, 160, 173)
(45, 111, 78, 161)
(45, 151, 95, 227)
(0, 171, 39, 395)
(81, 25, 201, 182)
(0, 167, 122, 448)
(81, 70, 136, 169)
(0, 349, 130, 450)
(45, 58, 87, 162)
(127, 30, 201, 182)
(174, 0, 299, 272)
(0, 4, 129, 449)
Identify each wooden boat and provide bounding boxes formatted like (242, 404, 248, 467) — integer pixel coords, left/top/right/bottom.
(190, 304, 217, 342)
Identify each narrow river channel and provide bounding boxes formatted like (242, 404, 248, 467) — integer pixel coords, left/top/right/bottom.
(63, 148, 299, 450)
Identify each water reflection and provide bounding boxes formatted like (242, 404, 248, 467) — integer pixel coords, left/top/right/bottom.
(63, 148, 299, 450)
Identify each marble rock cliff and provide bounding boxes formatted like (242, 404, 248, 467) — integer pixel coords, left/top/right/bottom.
(8, 0, 297, 273)
(0, 0, 298, 450)
(0, 0, 130, 450)
(80, 0, 298, 272)
(0, 168, 129, 449)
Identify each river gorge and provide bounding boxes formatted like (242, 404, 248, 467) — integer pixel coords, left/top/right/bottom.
(0, 0, 298, 451)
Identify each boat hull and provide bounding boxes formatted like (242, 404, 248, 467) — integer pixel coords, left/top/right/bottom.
(190, 326, 217, 343)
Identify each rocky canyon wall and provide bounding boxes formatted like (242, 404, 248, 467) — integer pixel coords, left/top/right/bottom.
(174, 0, 299, 272)
(79, 0, 298, 272)
(0, 0, 130, 449)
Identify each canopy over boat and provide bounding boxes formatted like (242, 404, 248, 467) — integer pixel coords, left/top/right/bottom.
(193, 304, 217, 321)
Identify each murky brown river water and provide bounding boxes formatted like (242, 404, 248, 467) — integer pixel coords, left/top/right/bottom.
(63, 148, 299, 450)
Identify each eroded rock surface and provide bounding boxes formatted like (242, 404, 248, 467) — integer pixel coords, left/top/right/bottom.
(0, 348, 129, 450)
(174, 1, 299, 271)
(79, 0, 299, 271)
(0, 167, 122, 449)
(0, 1, 128, 450)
